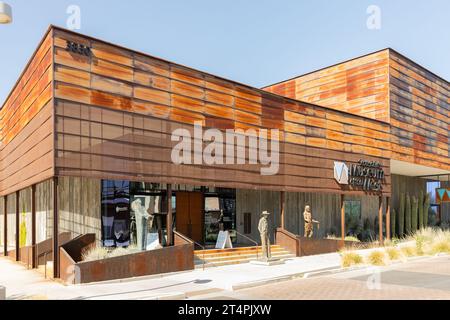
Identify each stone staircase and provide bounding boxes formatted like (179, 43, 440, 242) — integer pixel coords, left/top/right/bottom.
(194, 245, 295, 268)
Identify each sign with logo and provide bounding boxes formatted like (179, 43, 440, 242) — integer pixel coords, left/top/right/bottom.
(334, 161, 349, 185)
(334, 159, 384, 192)
(436, 188, 450, 203)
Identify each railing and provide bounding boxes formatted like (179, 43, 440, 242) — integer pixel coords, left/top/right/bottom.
(35, 245, 53, 279)
(233, 230, 260, 260)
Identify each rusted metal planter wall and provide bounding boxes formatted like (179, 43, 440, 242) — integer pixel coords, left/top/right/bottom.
(18, 232, 71, 266)
(276, 228, 367, 257)
(60, 233, 194, 284)
(275, 228, 299, 256)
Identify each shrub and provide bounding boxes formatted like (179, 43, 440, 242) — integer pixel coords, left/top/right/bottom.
(431, 241, 450, 255)
(367, 250, 387, 266)
(415, 235, 425, 256)
(82, 245, 142, 262)
(400, 246, 416, 257)
(340, 251, 364, 268)
(385, 247, 401, 261)
(326, 235, 361, 242)
(82, 246, 109, 262)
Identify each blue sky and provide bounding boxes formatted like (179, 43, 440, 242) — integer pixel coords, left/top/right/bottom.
(0, 0, 449, 104)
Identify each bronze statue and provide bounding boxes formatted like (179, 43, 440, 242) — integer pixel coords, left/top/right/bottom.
(258, 211, 271, 260)
(303, 205, 319, 238)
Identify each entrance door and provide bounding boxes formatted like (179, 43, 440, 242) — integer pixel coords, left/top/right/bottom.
(176, 192, 204, 243)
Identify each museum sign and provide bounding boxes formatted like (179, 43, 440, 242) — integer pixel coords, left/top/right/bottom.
(334, 159, 384, 192)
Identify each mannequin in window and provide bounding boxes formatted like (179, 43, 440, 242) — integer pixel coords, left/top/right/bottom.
(131, 199, 153, 250)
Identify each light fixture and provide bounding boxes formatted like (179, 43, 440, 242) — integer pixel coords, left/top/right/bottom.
(0, 1, 12, 24)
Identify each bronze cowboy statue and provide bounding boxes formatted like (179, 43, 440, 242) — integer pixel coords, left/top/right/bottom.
(258, 211, 271, 260)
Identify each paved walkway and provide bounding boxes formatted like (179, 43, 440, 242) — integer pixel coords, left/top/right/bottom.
(192, 255, 450, 300)
(0, 253, 342, 300)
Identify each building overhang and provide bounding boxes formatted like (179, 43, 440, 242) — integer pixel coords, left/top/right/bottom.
(390, 159, 450, 180)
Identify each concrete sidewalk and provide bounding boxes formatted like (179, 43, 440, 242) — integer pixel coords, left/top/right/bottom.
(0, 253, 344, 300)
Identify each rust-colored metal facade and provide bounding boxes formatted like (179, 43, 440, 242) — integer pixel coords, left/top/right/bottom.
(1, 26, 394, 197)
(264, 49, 450, 172)
(2, 25, 447, 278)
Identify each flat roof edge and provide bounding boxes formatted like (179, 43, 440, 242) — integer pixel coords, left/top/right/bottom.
(1, 25, 391, 126)
(262, 48, 449, 89)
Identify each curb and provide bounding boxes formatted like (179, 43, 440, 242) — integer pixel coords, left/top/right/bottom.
(231, 265, 340, 291)
(76, 269, 194, 287)
(303, 265, 366, 278)
(138, 292, 186, 300)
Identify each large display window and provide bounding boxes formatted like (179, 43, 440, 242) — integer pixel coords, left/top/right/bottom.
(101, 181, 169, 250)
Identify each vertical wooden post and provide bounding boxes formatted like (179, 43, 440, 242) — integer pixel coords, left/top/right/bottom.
(340, 194, 345, 243)
(280, 191, 285, 230)
(3, 196, 7, 256)
(379, 196, 383, 244)
(166, 184, 173, 246)
(31, 185, 36, 268)
(15, 191, 20, 261)
(53, 177, 59, 278)
(386, 197, 391, 241)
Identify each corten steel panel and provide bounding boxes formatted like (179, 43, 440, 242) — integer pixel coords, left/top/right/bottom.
(389, 50, 450, 171)
(60, 233, 96, 263)
(1, 26, 395, 197)
(49, 27, 392, 196)
(264, 48, 450, 172)
(263, 50, 391, 122)
(54, 99, 391, 195)
(275, 228, 299, 256)
(0, 27, 54, 197)
(297, 237, 369, 257)
(0, 102, 54, 196)
(62, 243, 194, 284)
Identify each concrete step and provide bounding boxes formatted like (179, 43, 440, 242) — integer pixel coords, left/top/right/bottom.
(194, 247, 288, 259)
(194, 253, 295, 269)
(194, 245, 284, 256)
(195, 250, 293, 264)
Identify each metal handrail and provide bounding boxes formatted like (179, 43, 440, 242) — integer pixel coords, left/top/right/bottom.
(233, 230, 260, 260)
(36, 246, 53, 279)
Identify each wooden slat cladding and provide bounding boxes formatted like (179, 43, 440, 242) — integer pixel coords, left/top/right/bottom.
(264, 50, 391, 122)
(389, 50, 450, 170)
(0, 29, 54, 196)
(51, 27, 391, 195)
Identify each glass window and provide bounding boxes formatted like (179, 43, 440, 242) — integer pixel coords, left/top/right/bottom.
(344, 200, 362, 237)
(101, 180, 130, 247)
(101, 180, 169, 249)
(204, 188, 236, 244)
